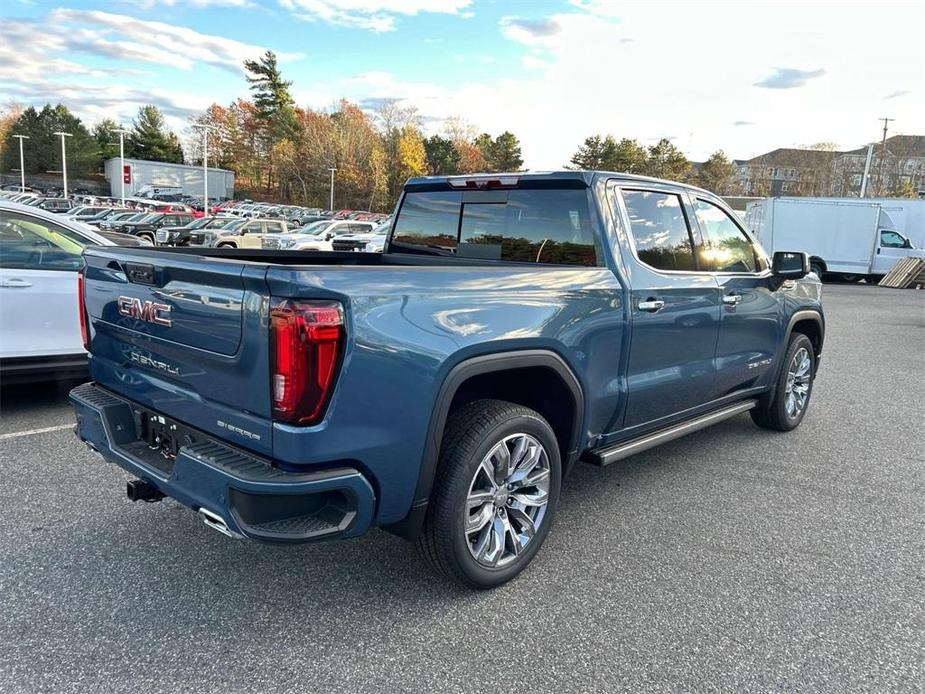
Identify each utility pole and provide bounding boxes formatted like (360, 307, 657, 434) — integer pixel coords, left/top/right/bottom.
(328, 166, 337, 210)
(53, 131, 73, 198)
(860, 143, 874, 197)
(113, 128, 130, 205)
(192, 123, 216, 215)
(875, 117, 894, 196)
(12, 135, 29, 192)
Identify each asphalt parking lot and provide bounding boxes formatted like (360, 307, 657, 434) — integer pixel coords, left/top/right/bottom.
(1, 283, 922, 693)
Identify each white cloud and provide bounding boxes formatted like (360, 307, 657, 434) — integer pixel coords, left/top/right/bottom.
(278, 0, 472, 32)
(49, 9, 303, 71)
(754, 67, 826, 89)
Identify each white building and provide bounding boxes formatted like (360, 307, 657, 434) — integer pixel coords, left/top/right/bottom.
(103, 157, 234, 200)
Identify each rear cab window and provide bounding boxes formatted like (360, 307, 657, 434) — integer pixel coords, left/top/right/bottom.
(621, 190, 697, 272)
(391, 184, 599, 266)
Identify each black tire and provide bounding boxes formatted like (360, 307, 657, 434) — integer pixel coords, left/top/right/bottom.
(839, 273, 862, 283)
(867, 274, 884, 285)
(137, 233, 155, 244)
(416, 399, 561, 589)
(751, 333, 815, 432)
(217, 242, 236, 248)
(810, 261, 825, 280)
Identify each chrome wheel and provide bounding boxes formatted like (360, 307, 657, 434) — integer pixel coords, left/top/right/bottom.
(784, 347, 812, 419)
(464, 433, 551, 568)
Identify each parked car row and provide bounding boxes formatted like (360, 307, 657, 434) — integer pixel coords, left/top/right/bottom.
(148, 214, 392, 252)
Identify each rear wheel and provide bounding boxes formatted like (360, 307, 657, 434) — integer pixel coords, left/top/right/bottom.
(839, 273, 862, 283)
(810, 261, 825, 280)
(417, 399, 561, 589)
(751, 333, 815, 432)
(217, 242, 236, 248)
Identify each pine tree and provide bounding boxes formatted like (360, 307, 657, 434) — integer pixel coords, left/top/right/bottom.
(1, 104, 96, 177)
(694, 150, 738, 194)
(244, 50, 297, 144)
(128, 105, 183, 163)
(491, 131, 523, 171)
(645, 138, 690, 180)
(568, 135, 613, 169)
(423, 134, 460, 175)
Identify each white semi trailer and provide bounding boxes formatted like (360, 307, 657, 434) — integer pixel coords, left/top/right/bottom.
(745, 197, 925, 282)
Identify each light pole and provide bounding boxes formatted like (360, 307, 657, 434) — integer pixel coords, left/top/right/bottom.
(53, 131, 73, 198)
(12, 135, 29, 192)
(192, 123, 216, 215)
(328, 166, 337, 210)
(113, 128, 130, 205)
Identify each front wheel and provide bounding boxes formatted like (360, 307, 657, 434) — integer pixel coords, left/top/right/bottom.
(217, 242, 236, 248)
(751, 333, 815, 431)
(417, 399, 561, 589)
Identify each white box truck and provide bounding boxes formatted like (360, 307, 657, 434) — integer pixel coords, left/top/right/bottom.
(745, 198, 925, 282)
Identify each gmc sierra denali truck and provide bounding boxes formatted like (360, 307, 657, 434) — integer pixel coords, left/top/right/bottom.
(70, 171, 824, 588)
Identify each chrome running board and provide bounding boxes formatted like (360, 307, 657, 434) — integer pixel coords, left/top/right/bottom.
(587, 400, 758, 466)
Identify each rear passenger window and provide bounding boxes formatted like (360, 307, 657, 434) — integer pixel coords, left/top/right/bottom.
(692, 199, 757, 273)
(392, 188, 598, 266)
(458, 189, 597, 266)
(622, 190, 696, 272)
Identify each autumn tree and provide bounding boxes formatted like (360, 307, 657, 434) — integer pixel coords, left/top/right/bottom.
(454, 139, 487, 173)
(0, 103, 23, 164)
(187, 104, 232, 168)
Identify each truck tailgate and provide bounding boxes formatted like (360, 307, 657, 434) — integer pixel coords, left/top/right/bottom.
(82, 247, 274, 456)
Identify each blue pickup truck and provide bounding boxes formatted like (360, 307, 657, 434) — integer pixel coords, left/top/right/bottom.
(71, 171, 823, 588)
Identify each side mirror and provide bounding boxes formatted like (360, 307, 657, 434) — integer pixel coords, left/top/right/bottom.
(326, 233, 334, 240)
(772, 251, 810, 279)
(904, 238, 913, 249)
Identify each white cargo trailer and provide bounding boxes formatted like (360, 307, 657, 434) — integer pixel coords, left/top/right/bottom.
(744, 197, 925, 281)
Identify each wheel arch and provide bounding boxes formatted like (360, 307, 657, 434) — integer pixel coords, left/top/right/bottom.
(775, 310, 824, 384)
(383, 349, 585, 541)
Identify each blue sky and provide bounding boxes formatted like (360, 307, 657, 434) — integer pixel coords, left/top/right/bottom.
(1, 0, 922, 168)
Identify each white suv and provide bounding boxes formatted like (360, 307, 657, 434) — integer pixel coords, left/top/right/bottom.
(261, 220, 376, 251)
(0, 202, 114, 383)
(192, 218, 289, 248)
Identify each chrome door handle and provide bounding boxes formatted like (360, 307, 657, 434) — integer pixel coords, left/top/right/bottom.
(0, 278, 32, 288)
(722, 293, 743, 305)
(637, 299, 665, 312)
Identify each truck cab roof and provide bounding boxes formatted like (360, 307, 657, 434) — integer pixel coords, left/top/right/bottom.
(405, 170, 716, 197)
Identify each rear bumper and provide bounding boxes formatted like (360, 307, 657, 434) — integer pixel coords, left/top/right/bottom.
(70, 382, 375, 543)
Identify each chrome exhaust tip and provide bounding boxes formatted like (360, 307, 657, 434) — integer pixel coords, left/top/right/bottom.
(198, 507, 243, 539)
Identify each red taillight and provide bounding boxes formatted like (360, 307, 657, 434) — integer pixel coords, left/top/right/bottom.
(77, 271, 90, 351)
(270, 300, 344, 425)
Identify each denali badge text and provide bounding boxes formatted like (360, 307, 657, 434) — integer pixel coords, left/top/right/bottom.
(117, 296, 172, 326)
(128, 351, 179, 375)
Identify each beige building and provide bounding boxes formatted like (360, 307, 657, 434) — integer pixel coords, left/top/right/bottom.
(736, 135, 925, 198)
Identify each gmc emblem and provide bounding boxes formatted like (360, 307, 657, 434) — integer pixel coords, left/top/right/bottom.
(117, 296, 172, 327)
